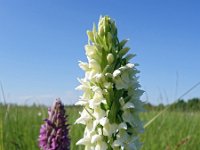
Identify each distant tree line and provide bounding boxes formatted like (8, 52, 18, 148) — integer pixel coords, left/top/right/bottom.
(1, 97, 200, 112)
(145, 98, 200, 111)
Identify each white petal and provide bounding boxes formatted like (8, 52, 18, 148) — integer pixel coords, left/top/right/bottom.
(85, 45, 96, 57)
(104, 82, 113, 89)
(75, 100, 88, 106)
(75, 109, 91, 124)
(91, 86, 102, 94)
(89, 90, 104, 108)
(99, 117, 108, 126)
(76, 137, 90, 145)
(122, 110, 137, 127)
(113, 69, 121, 77)
(75, 85, 83, 90)
(91, 134, 102, 143)
(93, 107, 106, 120)
(95, 141, 108, 150)
(95, 73, 104, 83)
(79, 61, 89, 71)
(126, 63, 135, 68)
(123, 102, 135, 110)
(103, 123, 118, 136)
(112, 139, 122, 147)
(126, 142, 137, 150)
(84, 120, 95, 134)
(85, 145, 95, 150)
(119, 97, 125, 106)
(119, 66, 127, 72)
(121, 72, 130, 84)
(86, 70, 96, 80)
(117, 129, 129, 143)
(115, 77, 128, 89)
(119, 122, 127, 130)
(89, 59, 101, 72)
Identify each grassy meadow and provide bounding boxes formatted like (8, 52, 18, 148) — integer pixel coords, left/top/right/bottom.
(0, 104, 200, 150)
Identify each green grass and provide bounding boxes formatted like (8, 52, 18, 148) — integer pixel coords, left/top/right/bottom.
(141, 111, 200, 150)
(1, 104, 200, 150)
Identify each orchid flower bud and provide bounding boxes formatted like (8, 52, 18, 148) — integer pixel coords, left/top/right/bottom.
(107, 53, 114, 64)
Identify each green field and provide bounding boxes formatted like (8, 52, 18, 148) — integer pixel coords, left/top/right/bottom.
(0, 104, 200, 150)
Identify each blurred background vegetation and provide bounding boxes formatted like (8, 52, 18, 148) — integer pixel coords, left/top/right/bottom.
(1, 98, 200, 150)
(145, 97, 200, 111)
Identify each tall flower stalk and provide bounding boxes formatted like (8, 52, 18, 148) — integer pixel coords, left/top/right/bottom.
(38, 99, 70, 150)
(75, 16, 144, 150)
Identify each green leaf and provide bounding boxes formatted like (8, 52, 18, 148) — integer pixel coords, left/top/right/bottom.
(108, 90, 124, 123)
(118, 47, 130, 57)
(119, 39, 129, 48)
(124, 54, 136, 62)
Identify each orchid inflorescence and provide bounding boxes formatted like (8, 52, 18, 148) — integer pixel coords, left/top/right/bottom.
(75, 16, 144, 150)
(38, 99, 70, 150)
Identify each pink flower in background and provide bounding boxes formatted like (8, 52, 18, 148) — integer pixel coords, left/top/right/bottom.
(38, 99, 70, 150)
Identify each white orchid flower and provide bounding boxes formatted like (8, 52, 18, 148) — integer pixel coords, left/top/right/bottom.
(75, 16, 144, 150)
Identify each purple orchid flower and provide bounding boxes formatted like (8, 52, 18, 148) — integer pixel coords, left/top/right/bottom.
(38, 99, 70, 150)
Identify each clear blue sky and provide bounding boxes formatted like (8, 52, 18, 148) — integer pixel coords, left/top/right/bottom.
(0, 0, 200, 105)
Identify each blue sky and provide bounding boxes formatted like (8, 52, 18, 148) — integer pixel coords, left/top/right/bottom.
(0, 0, 200, 105)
